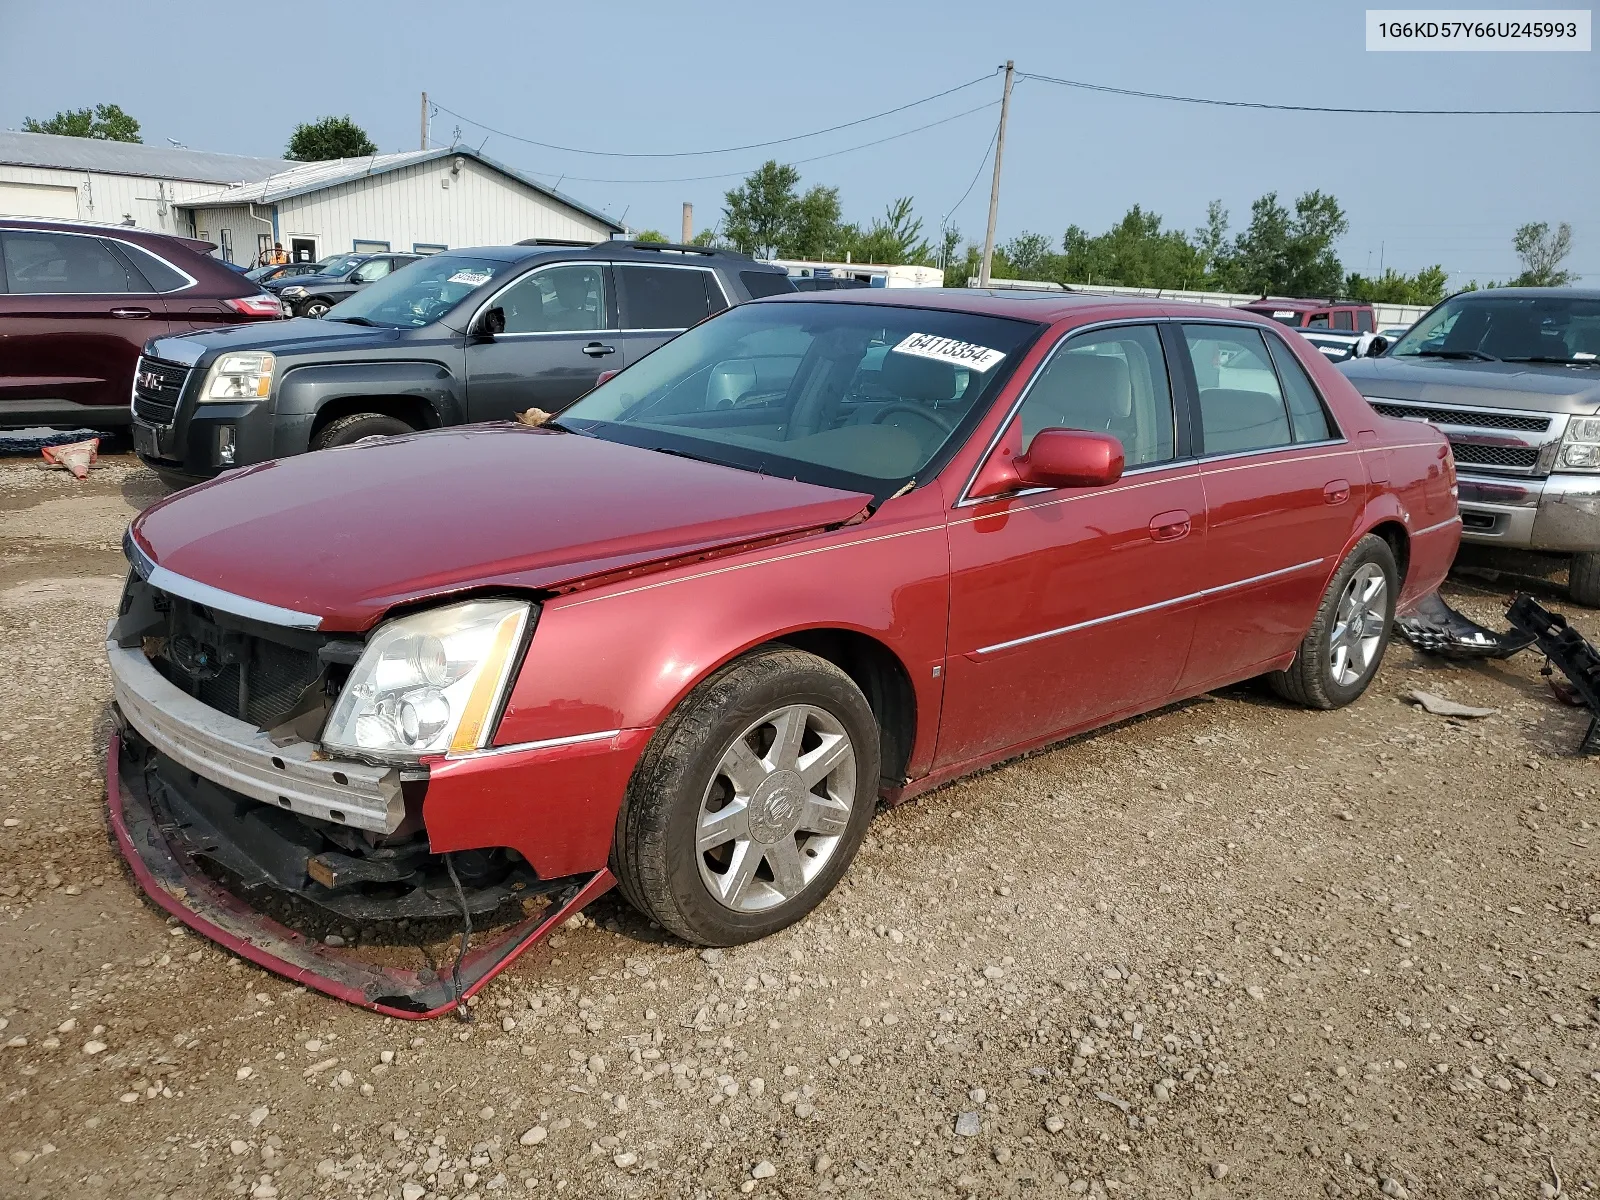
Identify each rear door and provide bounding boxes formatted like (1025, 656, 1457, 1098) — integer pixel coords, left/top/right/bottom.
(1174, 322, 1362, 691)
(610, 263, 725, 367)
(465, 261, 616, 421)
(0, 228, 176, 422)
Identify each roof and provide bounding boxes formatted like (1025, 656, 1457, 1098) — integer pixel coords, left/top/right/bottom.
(0, 130, 292, 185)
(180, 147, 622, 232)
(1461, 286, 1600, 300)
(766, 287, 1254, 323)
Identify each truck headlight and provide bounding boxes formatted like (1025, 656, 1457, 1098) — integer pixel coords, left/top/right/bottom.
(1558, 416, 1600, 472)
(321, 599, 530, 762)
(199, 352, 275, 402)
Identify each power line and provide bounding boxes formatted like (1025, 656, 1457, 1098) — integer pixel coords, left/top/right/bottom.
(517, 100, 1002, 186)
(944, 123, 999, 224)
(1019, 71, 1600, 116)
(431, 71, 1000, 159)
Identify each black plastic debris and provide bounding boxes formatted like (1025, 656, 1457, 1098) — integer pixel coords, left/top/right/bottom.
(1504, 596, 1600, 754)
(1394, 591, 1534, 660)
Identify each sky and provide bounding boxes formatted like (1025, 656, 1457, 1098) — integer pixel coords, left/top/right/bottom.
(2, 0, 1595, 285)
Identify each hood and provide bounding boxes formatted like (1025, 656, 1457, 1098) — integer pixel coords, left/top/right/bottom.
(145, 319, 402, 364)
(265, 272, 349, 291)
(129, 425, 872, 631)
(1341, 356, 1600, 415)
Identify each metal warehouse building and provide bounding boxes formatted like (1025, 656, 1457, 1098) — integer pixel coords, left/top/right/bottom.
(0, 131, 621, 265)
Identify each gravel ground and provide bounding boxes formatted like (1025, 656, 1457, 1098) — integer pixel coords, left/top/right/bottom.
(1, 453, 1597, 1200)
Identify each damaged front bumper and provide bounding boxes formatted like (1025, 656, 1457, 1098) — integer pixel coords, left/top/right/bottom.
(107, 729, 613, 1016)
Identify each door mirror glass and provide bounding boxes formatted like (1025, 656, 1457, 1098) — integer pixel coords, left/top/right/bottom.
(479, 306, 506, 336)
(707, 360, 759, 409)
(1015, 428, 1125, 489)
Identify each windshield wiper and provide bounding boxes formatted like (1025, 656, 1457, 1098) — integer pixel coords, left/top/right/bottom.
(1503, 356, 1599, 366)
(325, 315, 376, 326)
(1412, 349, 1499, 361)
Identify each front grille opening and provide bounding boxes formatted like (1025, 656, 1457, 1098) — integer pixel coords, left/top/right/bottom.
(1371, 401, 1550, 433)
(1450, 443, 1540, 469)
(133, 357, 191, 426)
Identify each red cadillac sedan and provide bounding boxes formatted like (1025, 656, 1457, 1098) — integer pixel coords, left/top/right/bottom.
(107, 290, 1459, 1016)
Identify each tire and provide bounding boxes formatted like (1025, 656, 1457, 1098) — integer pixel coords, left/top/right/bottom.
(1569, 552, 1600, 608)
(1268, 534, 1398, 710)
(310, 413, 415, 451)
(302, 298, 333, 318)
(612, 646, 880, 946)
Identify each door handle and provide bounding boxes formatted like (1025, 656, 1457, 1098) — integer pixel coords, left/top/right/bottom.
(1149, 509, 1191, 542)
(1323, 479, 1351, 505)
(582, 342, 616, 357)
(111, 308, 152, 319)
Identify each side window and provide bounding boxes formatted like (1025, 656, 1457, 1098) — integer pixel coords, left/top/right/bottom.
(1182, 324, 1293, 455)
(1356, 309, 1374, 333)
(1, 231, 146, 293)
(1307, 312, 1330, 328)
(496, 264, 607, 334)
(352, 258, 392, 283)
(1266, 335, 1336, 442)
(617, 265, 713, 330)
(117, 242, 191, 292)
(740, 270, 795, 298)
(1332, 309, 1353, 331)
(1016, 324, 1176, 467)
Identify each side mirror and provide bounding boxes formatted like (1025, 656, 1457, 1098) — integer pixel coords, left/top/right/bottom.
(1015, 428, 1124, 489)
(1360, 334, 1389, 358)
(968, 427, 1124, 498)
(478, 307, 506, 337)
(595, 368, 619, 387)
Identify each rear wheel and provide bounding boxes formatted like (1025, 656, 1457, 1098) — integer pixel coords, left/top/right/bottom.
(612, 647, 879, 946)
(1569, 552, 1600, 608)
(310, 413, 414, 450)
(1269, 534, 1398, 709)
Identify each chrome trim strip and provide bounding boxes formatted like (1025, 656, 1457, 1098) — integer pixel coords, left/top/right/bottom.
(972, 557, 1327, 656)
(1411, 515, 1463, 538)
(145, 565, 324, 629)
(446, 729, 622, 761)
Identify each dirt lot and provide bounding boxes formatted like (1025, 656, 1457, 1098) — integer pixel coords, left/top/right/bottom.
(1, 450, 1597, 1200)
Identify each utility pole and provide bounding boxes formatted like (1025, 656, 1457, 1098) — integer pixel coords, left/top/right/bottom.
(420, 92, 429, 151)
(978, 60, 1014, 289)
(682, 202, 693, 244)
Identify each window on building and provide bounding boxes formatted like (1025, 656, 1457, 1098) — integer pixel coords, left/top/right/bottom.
(352, 239, 391, 254)
(413, 243, 447, 255)
(219, 228, 233, 264)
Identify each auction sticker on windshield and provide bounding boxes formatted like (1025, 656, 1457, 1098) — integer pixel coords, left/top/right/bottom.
(892, 332, 1006, 371)
(447, 270, 494, 286)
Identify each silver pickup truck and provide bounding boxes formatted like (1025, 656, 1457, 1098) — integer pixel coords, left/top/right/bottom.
(1341, 288, 1600, 604)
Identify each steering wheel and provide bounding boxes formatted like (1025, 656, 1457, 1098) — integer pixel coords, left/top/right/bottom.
(871, 403, 954, 434)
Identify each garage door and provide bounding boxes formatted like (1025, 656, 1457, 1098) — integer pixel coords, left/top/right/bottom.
(0, 182, 80, 219)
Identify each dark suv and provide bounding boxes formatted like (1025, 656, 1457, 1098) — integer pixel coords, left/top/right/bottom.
(0, 218, 284, 431)
(130, 240, 794, 485)
(267, 252, 422, 318)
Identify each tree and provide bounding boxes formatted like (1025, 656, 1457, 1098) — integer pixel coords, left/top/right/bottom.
(1058, 206, 1205, 289)
(1345, 265, 1448, 306)
(1511, 221, 1573, 287)
(722, 161, 802, 259)
(1194, 200, 1229, 286)
(842, 197, 933, 266)
(23, 103, 141, 142)
(789, 185, 844, 259)
(633, 229, 669, 243)
(1002, 232, 1053, 278)
(285, 115, 378, 162)
(1218, 190, 1347, 297)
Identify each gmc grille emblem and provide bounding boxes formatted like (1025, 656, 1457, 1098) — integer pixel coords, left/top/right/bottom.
(137, 371, 162, 391)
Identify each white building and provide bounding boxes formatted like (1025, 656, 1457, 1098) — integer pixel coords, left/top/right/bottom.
(0, 132, 621, 266)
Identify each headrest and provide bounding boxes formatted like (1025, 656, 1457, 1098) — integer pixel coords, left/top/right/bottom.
(880, 351, 959, 401)
(1049, 352, 1132, 419)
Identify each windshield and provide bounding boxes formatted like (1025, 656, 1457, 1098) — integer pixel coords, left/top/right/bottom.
(324, 255, 508, 328)
(559, 301, 1041, 499)
(318, 255, 364, 278)
(1391, 293, 1600, 363)
(1255, 309, 1304, 327)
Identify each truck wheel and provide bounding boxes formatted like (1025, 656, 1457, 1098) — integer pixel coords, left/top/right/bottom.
(310, 413, 414, 450)
(1268, 534, 1398, 710)
(1570, 553, 1600, 608)
(302, 298, 333, 318)
(612, 646, 879, 946)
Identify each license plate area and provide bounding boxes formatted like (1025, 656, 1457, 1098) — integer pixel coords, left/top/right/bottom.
(132, 421, 161, 458)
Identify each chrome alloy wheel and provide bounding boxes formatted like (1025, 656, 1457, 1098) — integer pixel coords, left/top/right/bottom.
(695, 704, 856, 913)
(1330, 563, 1388, 687)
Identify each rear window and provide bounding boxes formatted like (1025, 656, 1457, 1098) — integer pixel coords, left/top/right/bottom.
(2, 230, 149, 294)
(616, 264, 716, 330)
(740, 270, 796, 299)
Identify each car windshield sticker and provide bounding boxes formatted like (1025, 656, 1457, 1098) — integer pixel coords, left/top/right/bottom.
(1273, 311, 1295, 318)
(447, 270, 494, 286)
(891, 332, 1006, 372)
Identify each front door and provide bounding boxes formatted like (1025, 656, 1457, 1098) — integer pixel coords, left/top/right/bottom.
(465, 262, 616, 421)
(937, 323, 1207, 770)
(1173, 322, 1362, 691)
(0, 228, 174, 422)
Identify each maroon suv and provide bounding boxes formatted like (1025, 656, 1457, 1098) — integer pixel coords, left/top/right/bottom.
(0, 218, 283, 431)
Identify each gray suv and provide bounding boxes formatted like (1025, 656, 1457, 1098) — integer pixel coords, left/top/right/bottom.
(130, 240, 794, 487)
(1340, 288, 1600, 603)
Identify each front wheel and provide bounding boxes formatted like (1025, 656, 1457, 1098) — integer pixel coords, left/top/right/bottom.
(301, 298, 333, 318)
(1268, 534, 1398, 709)
(1569, 552, 1600, 608)
(612, 647, 880, 946)
(310, 413, 414, 450)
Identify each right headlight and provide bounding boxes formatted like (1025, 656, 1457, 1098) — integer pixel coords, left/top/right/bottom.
(1558, 416, 1600, 472)
(198, 352, 275, 402)
(322, 599, 531, 762)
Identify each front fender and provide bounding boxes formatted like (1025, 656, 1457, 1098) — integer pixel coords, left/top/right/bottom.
(272, 360, 465, 456)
